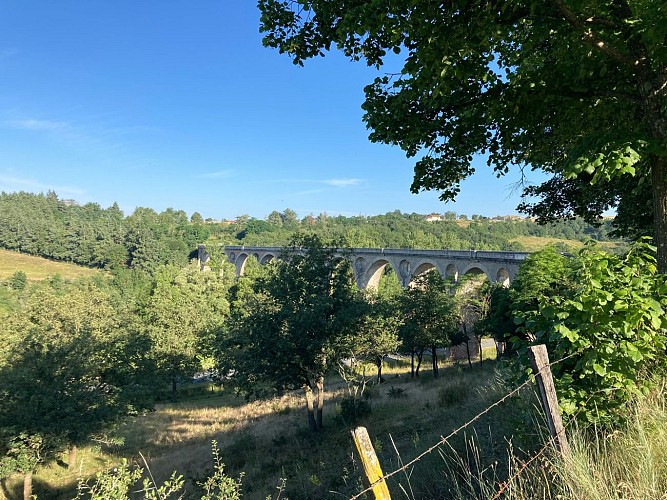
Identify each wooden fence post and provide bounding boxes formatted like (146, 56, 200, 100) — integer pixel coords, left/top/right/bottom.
(351, 426, 392, 500)
(528, 344, 571, 460)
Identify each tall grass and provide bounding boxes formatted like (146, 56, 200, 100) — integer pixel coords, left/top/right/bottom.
(556, 386, 667, 499)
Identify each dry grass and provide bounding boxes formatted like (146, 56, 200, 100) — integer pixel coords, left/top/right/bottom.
(1, 356, 543, 500)
(509, 236, 626, 253)
(0, 249, 100, 281)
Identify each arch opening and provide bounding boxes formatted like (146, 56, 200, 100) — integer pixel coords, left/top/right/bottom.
(463, 266, 490, 281)
(365, 259, 396, 290)
(407, 262, 438, 288)
(236, 253, 249, 276)
(445, 263, 459, 282)
(496, 267, 510, 287)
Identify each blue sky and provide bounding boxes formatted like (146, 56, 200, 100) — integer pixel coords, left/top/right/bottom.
(0, 1, 545, 221)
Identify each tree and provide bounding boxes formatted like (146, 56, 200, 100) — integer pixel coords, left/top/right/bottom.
(478, 284, 516, 358)
(281, 208, 299, 227)
(338, 291, 402, 384)
(9, 271, 26, 291)
(454, 274, 491, 367)
(0, 282, 154, 497)
(190, 211, 204, 224)
(226, 234, 358, 431)
(0, 434, 43, 500)
(511, 246, 573, 318)
(143, 262, 230, 399)
(258, 1, 667, 270)
(266, 210, 284, 226)
(399, 271, 459, 378)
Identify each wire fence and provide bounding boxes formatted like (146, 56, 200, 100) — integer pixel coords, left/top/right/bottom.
(349, 349, 581, 500)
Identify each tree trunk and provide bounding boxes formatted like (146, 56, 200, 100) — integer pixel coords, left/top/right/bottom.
(495, 340, 504, 358)
(68, 444, 77, 470)
(23, 471, 32, 500)
(652, 155, 667, 273)
(376, 357, 383, 384)
(415, 349, 424, 377)
(410, 350, 415, 378)
(431, 346, 438, 378)
(315, 377, 324, 431)
(477, 336, 483, 367)
(303, 384, 317, 431)
(465, 341, 473, 370)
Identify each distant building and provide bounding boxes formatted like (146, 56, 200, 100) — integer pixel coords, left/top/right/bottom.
(425, 213, 443, 222)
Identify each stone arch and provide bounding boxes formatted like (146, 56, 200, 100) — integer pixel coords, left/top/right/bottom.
(364, 259, 397, 290)
(496, 267, 510, 287)
(260, 253, 275, 265)
(253, 252, 260, 260)
(445, 263, 459, 281)
(398, 259, 411, 282)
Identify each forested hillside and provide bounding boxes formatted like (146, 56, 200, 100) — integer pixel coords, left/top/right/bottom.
(0, 191, 625, 274)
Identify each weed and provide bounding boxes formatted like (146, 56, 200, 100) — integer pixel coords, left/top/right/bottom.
(438, 381, 470, 406)
(386, 386, 407, 399)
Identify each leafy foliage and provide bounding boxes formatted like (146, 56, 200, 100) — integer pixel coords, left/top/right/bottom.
(515, 241, 667, 425)
(198, 440, 244, 500)
(9, 271, 26, 291)
(224, 234, 360, 430)
(0, 192, 627, 275)
(0, 434, 43, 479)
(143, 262, 231, 398)
(257, 0, 666, 267)
(399, 271, 460, 377)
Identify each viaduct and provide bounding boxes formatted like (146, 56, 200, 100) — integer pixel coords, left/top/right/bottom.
(198, 245, 529, 289)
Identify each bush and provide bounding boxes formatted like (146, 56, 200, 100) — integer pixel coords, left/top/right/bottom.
(515, 241, 667, 426)
(339, 396, 371, 424)
(9, 271, 26, 291)
(438, 382, 469, 406)
(386, 386, 406, 399)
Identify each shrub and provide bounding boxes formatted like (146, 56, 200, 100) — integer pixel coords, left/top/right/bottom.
(9, 271, 26, 291)
(386, 386, 406, 399)
(339, 396, 371, 424)
(514, 240, 667, 426)
(438, 382, 469, 406)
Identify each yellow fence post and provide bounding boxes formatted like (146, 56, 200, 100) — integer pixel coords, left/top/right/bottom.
(351, 426, 392, 500)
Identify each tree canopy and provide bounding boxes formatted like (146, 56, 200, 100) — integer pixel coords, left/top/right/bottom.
(224, 234, 360, 431)
(258, 0, 667, 269)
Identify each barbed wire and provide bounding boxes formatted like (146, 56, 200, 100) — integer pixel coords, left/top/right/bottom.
(348, 350, 581, 500)
(490, 387, 599, 499)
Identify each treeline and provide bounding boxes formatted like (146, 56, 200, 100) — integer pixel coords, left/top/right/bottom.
(0, 191, 208, 272)
(222, 209, 620, 250)
(0, 192, 625, 274)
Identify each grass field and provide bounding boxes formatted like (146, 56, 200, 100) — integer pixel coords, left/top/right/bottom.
(509, 235, 628, 253)
(0, 249, 100, 281)
(1, 352, 557, 500)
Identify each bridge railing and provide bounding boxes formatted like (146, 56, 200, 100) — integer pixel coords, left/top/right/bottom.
(220, 245, 530, 262)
